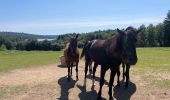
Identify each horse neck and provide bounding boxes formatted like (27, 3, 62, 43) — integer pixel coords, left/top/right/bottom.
(68, 43, 77, 54)
(105, 35, 124, 56)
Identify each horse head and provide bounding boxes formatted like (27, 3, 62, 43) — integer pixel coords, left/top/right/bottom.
(68, 34, 79, 54)
(117, 27, 141, 65)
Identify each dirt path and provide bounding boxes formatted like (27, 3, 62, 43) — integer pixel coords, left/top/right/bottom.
(0, 61, 170, 100)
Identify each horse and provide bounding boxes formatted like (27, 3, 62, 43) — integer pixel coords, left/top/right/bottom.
(81, 41, 122, 87)
(64, 34, 79, 81)
(81, 27, 140, 100)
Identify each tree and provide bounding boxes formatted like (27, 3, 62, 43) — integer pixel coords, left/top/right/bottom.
(155, 23, 164, 47)
(147, 24, 157, 47)
(0, 36, 14, 50)
(138, 24, 147, 47)
(16, 41, 26, 50)
(0, 44, 7, 51)
(25, 39, 38, 51)
(164, 10, 170, 46)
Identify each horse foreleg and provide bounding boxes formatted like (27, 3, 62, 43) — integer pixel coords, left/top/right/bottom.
(125, 64, 130, 87)
(89, 61, 92, 75)
(97, 65, 106, 100)
(108, 67, 117, 100)
(67, 64, 70, 81)
(122, 63, 125, 81)
(76, 61, 79, 80)
(71, 63, 73, 76)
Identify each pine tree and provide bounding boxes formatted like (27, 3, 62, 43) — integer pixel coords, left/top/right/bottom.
(164, 10, 170, 46)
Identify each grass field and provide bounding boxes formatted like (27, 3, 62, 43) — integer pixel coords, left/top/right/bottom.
(0, 48, 170, 88)
(0, 50, 63, 72)
(0, 48, 170, 99)
(135, 47, 170, 88)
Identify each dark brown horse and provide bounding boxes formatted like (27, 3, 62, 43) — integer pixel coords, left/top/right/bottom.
(81, 27, 140, 100)
(64, 34, 79, 81)
(81, 41, 121, 86)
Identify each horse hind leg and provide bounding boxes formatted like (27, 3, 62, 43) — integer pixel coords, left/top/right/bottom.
(108, 67, 117, 100)
(89, 61, 92, 75)
(75, 61, 79, 80)
(97, 65, 106, 100)
(125, 64, 130, 88)
(116, 65, 120, 86)
(92, 62, 98, 86)
(122, 63, 126, 81)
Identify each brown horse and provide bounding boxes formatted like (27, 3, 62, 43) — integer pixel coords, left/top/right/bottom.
(81, 27, 140, 100)
(64, 34, 79, 81)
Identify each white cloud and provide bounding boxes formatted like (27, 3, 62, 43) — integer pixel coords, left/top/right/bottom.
(0, 16, 164, 34)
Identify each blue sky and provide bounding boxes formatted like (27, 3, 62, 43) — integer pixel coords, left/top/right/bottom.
(0, 0, 169, 35)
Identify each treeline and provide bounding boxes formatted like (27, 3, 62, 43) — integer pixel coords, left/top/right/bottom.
(56, 10, 170, 48)
(0, 32, 58, 40)
(137, 11, 170, 47)
(0, 10, 170, 51)
(0, 37, 62, 51)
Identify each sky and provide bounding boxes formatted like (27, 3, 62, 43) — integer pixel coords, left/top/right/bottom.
(0, 0, 169, 35)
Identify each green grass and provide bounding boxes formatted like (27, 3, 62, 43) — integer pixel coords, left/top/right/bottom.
(135, 47, 170, 88)
(0, 48, 170, 88)
(0, 50, 63, 72)
(136, 47, 170, 71)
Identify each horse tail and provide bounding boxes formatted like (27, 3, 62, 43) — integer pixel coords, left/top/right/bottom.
(80, 41, 89, 59)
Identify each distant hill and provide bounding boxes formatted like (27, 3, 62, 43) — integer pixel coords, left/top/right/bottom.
(0, 32, 58, 40)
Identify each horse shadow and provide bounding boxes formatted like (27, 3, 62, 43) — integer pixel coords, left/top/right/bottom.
(77, 84, 107, 100)
(57, 76, 77, 100)
(86, 74, 109, 86)
(57, 64, 76, 68)
(57, 64, 67, 68)
(113, 80, 136, 100)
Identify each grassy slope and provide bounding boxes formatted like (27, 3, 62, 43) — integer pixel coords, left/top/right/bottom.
(0, 50, 63, 72)
(135, 47, 170, 88)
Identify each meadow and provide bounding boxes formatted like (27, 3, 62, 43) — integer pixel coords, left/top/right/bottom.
(0, 50, 63, 72)
(0, 48, 170, 88)
(135, 47, 170, 88)
(0, 48, 170, 99)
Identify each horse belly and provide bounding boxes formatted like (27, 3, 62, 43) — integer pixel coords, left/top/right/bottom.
(89, 48, 107, 65)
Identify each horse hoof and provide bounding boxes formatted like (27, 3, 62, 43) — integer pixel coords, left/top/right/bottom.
(97, 96, 101, 100)
(97, 92, 102, 100)
(109, 97, 113, 100)
(125, 84, 129, 88)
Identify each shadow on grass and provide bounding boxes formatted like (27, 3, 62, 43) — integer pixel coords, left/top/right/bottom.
(57, 76, 77, 100)
(113, 80, 136, 100)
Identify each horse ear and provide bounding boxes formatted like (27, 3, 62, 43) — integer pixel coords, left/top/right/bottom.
(117, 28, 125, 36)
(68, 35, 72, 39)
(137, 28, 142, 34)
(75, 34, 79, 39)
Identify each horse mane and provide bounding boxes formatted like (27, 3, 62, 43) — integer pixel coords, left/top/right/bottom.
(64, 43, 69, 49)
(125, 26, 137, 32)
